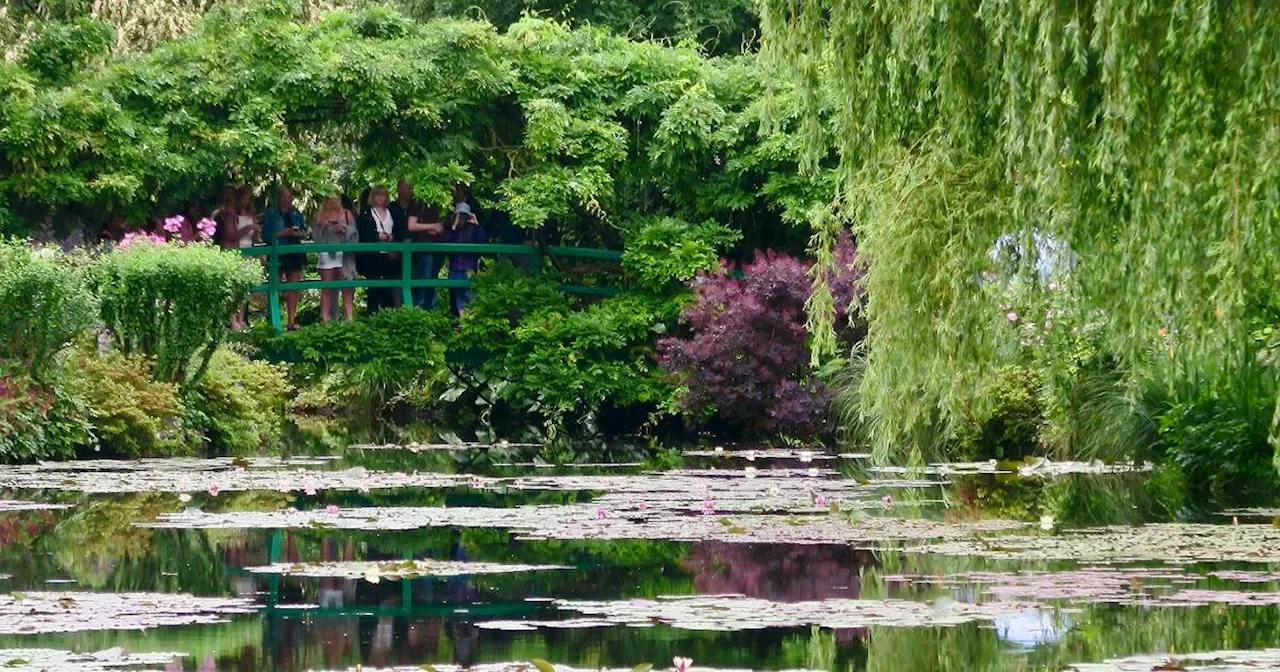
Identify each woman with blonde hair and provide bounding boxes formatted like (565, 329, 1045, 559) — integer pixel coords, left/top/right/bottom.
(356, 185, 406, 314)
(312, 194, 358, 322)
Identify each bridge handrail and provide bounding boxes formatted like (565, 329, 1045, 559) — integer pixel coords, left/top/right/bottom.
(240, 241, 624, 331)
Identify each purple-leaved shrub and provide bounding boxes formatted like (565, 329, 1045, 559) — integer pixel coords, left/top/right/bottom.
(657, 244, 861, 438)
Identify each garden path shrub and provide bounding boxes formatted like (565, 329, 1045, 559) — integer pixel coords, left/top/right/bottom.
(0, 240, 97, 379)
(90, 241, 259, 385)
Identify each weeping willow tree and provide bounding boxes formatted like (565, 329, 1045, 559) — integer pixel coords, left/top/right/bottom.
(759, 1, 1280, 465)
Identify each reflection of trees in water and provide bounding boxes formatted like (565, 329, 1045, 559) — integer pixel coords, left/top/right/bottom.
(683, 542, 872, 602)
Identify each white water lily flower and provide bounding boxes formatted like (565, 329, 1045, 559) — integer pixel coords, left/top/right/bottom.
(767, 485, 781, 497)
(807, 468, 819, 477)
(798, 451, 813, 463)
(363, 566, 381, 584)
(178, 493, 192, 504)
(713, 446, 724, 453)
(744, 467, 757, 479)
(744, 450, 756, 462)
(1039, 515, 1054, 531)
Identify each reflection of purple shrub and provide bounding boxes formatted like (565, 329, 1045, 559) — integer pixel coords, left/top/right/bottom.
(657, 249, 850, 438)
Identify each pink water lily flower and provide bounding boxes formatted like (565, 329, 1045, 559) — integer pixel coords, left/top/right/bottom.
(1006, 311, 1019, 322)
(638, 502, 649, 510)
(814, 494, 828, 507)
(207, 484, 220, 497)
(304, 486, 317, 496)
(701, 499, 715, 515)
(881, 494, 894, 509)
(326, 505, 340, 515)
(595, 508, 608, 519)
(673, 657, 693, 672)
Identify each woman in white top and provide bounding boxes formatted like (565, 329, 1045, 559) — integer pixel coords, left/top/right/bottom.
(312, 195, 358, 322)
(232, 186, 260, 248)
(357, 185, 403, 314)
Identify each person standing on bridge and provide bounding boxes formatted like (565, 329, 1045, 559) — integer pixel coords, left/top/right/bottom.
(357, 185, 406, 315)
(262, 186, 308, 331)
(312, 195, 358, 322)
(445, 202, 486, 315)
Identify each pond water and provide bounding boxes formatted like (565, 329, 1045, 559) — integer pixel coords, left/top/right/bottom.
(0, 446, 1277, 671)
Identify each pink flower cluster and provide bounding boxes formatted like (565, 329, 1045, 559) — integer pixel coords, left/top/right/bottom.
(161, 215, 219, 242)
(117, 231, 168, 249)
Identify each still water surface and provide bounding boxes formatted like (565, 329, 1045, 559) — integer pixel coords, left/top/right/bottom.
(0, 447, 1276, 671)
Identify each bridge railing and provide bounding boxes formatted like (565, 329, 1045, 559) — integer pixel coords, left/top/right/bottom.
(240, 242, 624, 332)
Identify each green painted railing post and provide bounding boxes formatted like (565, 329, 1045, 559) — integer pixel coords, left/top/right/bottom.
(532, 243, 544, 276)
(266, 245, 282, 334)
(399, 244, 413, 308)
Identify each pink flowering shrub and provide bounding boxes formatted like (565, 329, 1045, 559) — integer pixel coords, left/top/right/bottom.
(657, 247, 860, 438)
(160, 216, 218, 243)
(117, 231, 167, 249)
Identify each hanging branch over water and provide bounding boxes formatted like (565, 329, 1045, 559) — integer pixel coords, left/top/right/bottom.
(759, 0, 1280, 461)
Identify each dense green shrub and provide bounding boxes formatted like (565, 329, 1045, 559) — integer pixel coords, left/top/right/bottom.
(0, 359, 92, 462)
(475, 293, 678, 433)
(457, 262, 570, 344)
(21, 19, 115, 83)
(263, 308, 453, 414)
(89, 241, 259, 385)
(622, 218, 741, 292)
(62, 345, 189, 457)
(0, 240, 97, 379)
(1156, 390, 1277, 507)
(954, 367, 1044, 461)
(184, 345, 291, 454)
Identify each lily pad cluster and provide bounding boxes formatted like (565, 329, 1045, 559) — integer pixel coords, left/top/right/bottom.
(908, 523, 1280, 564)
(141, 502, 1024, 546)
(0, 648, 182, 671)
(1067, 648, 1280, 672)
(477, 594, 1039, 631)
(886, 568, 1280, 607)
(0, 592, 256, 634)
(246, 559, 567, 581)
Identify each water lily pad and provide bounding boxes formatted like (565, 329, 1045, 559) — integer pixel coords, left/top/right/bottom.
(0, 648, 183, 671)
(1067, 648, 1280, 671)
(0, 501, 72, 512)
(140, 502, 1023, 546)
(884, 568, 1280, 607)
(245, 559, 567, 580)
(0, 592, 256, 634)
(909, 523, 1280, 564)
(476, 594, 1040, 632)
(870, 458, 1152, 477)
(309, 664, 822, 672)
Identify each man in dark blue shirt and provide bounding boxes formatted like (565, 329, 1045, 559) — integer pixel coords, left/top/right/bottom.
(262, 186, 308, 330)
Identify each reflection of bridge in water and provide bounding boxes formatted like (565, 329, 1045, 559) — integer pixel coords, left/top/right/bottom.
(242, 242, 624, 332)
